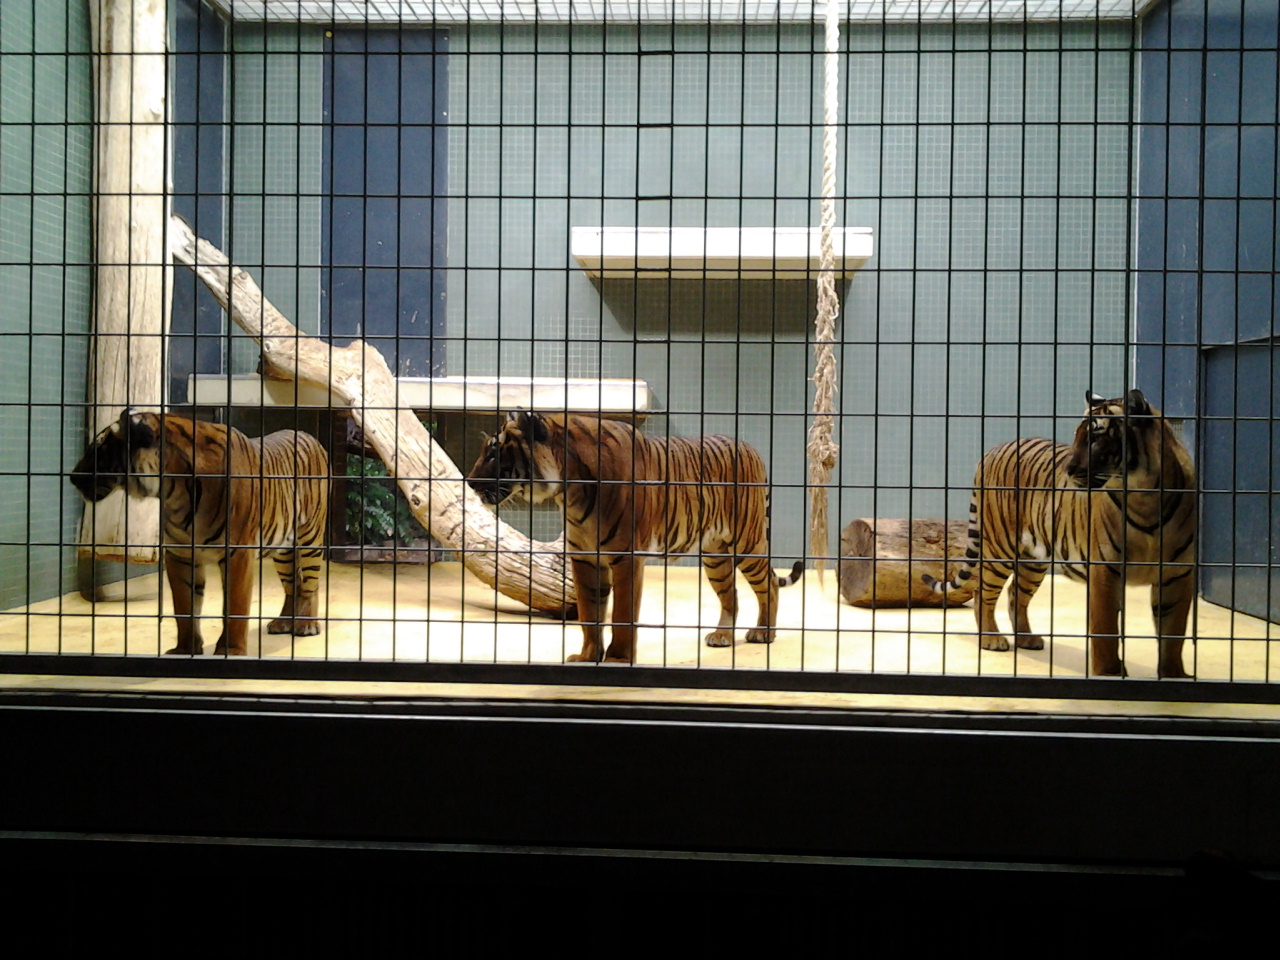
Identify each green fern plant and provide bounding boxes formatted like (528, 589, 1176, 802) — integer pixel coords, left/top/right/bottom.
(345, 454, 427, 547)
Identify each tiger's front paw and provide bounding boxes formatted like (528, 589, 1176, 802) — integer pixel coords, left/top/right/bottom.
(980, 633, 1011, 652)
(212, 638, 247, 656)
(704, 629, 734, 647)
(165, 643, 203, 656)
(1015, 633, 1045, 650)
(744, 628, 775, 644)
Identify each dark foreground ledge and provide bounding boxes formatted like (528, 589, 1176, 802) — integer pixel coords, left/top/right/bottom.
(2, 689, 1277, 948)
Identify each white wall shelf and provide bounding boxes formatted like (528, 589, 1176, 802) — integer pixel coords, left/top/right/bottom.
(571, 226, 874, 280)
(186, 374, 654, 414)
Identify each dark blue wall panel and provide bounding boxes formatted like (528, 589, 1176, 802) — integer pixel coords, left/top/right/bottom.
(1201, 345, 1280, 623)
(1137, 0, 1279, 622)
(322, 29, 449, 377)
(170, 0, 226, 402)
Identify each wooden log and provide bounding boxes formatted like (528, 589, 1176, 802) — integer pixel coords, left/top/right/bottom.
(169, 215, 576, 617)
(78, 0, 169, 563)
(838, 518, 975, 608)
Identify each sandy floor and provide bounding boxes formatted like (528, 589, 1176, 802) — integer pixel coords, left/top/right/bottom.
(1, 560, 1276, 685)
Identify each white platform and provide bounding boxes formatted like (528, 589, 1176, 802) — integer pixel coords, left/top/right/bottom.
(571, 225, 875, 279)
(186, 374, 654, 414)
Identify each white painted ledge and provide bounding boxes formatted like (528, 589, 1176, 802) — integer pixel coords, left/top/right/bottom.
(571, 226, 874, 279)
(186, 374, 654, 414)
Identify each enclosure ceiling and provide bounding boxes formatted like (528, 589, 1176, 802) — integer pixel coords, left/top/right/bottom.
(216, 1, 1159, 24)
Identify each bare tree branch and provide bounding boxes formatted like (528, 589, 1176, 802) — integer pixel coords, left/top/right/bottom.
(169, 214, 574, 617)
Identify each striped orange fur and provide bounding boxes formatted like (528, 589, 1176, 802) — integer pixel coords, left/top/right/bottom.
(467, 412, 803, 663)
(71, 409, 329, 655)
(923, 390, 1196, 678)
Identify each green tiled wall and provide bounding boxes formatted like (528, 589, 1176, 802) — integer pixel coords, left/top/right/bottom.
(0, 1, 93, 609)
(447, 21, 1134, 553)
(2, 14, 1138, 605)
(227, 22, 325, 374)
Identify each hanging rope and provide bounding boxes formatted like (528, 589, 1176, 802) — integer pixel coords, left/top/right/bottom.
(807, 0, 841, 576)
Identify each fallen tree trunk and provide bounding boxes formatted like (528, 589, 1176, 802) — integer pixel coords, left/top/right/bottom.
(169, 215, 574, 617)
(839, 518, 975, 608)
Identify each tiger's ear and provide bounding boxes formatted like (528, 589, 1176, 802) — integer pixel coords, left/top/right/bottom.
(509, 410, 549, 444)
(502, 410, 525, 439)
(1125, 389, 1151, 417)
(524, 411, 549, 444)
(123, 409, 157, 449)
(1085, 391, 1106, 407)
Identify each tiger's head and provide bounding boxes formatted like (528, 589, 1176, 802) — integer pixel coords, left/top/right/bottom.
(465, 411, 563, 506)
(1065, 389, 1159, 490)
(69, 408, 164, 502)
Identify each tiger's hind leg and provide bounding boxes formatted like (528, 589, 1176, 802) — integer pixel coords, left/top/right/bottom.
(700, 551, 740, 647)
(738, 553, 780, 645)
(268, 546, 324, 636)
(1007, 560, 1049, 650)
(164, 549, 206, 655)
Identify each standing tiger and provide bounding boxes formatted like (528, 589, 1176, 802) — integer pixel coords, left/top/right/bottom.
(923, 390, 1196, 678)
(466, 411, 804, 664)
(70, 409, 330, 656)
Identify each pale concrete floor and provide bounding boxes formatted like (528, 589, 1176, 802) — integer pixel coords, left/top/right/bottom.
(1, 560, 1278, 718)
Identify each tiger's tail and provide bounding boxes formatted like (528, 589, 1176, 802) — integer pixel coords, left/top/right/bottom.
(777, 560, 805, 589)
(921, 498, 981, 596)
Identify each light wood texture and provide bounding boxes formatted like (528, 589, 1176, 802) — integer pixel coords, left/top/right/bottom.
(78, 0, 170, 562)
(839, 518, 976, 608)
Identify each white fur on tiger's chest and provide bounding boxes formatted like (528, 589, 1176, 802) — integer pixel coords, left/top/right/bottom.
(521, 448, 564, 505)
(526, 460, 564, 504)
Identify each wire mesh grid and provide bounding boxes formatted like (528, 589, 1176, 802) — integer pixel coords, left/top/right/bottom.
(0, 0, 1277, 697)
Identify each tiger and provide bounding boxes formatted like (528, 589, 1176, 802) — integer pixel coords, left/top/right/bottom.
(923, 389, 1197, 678)
(70, 408, 330, 656)
(466, 411, 804, 664)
